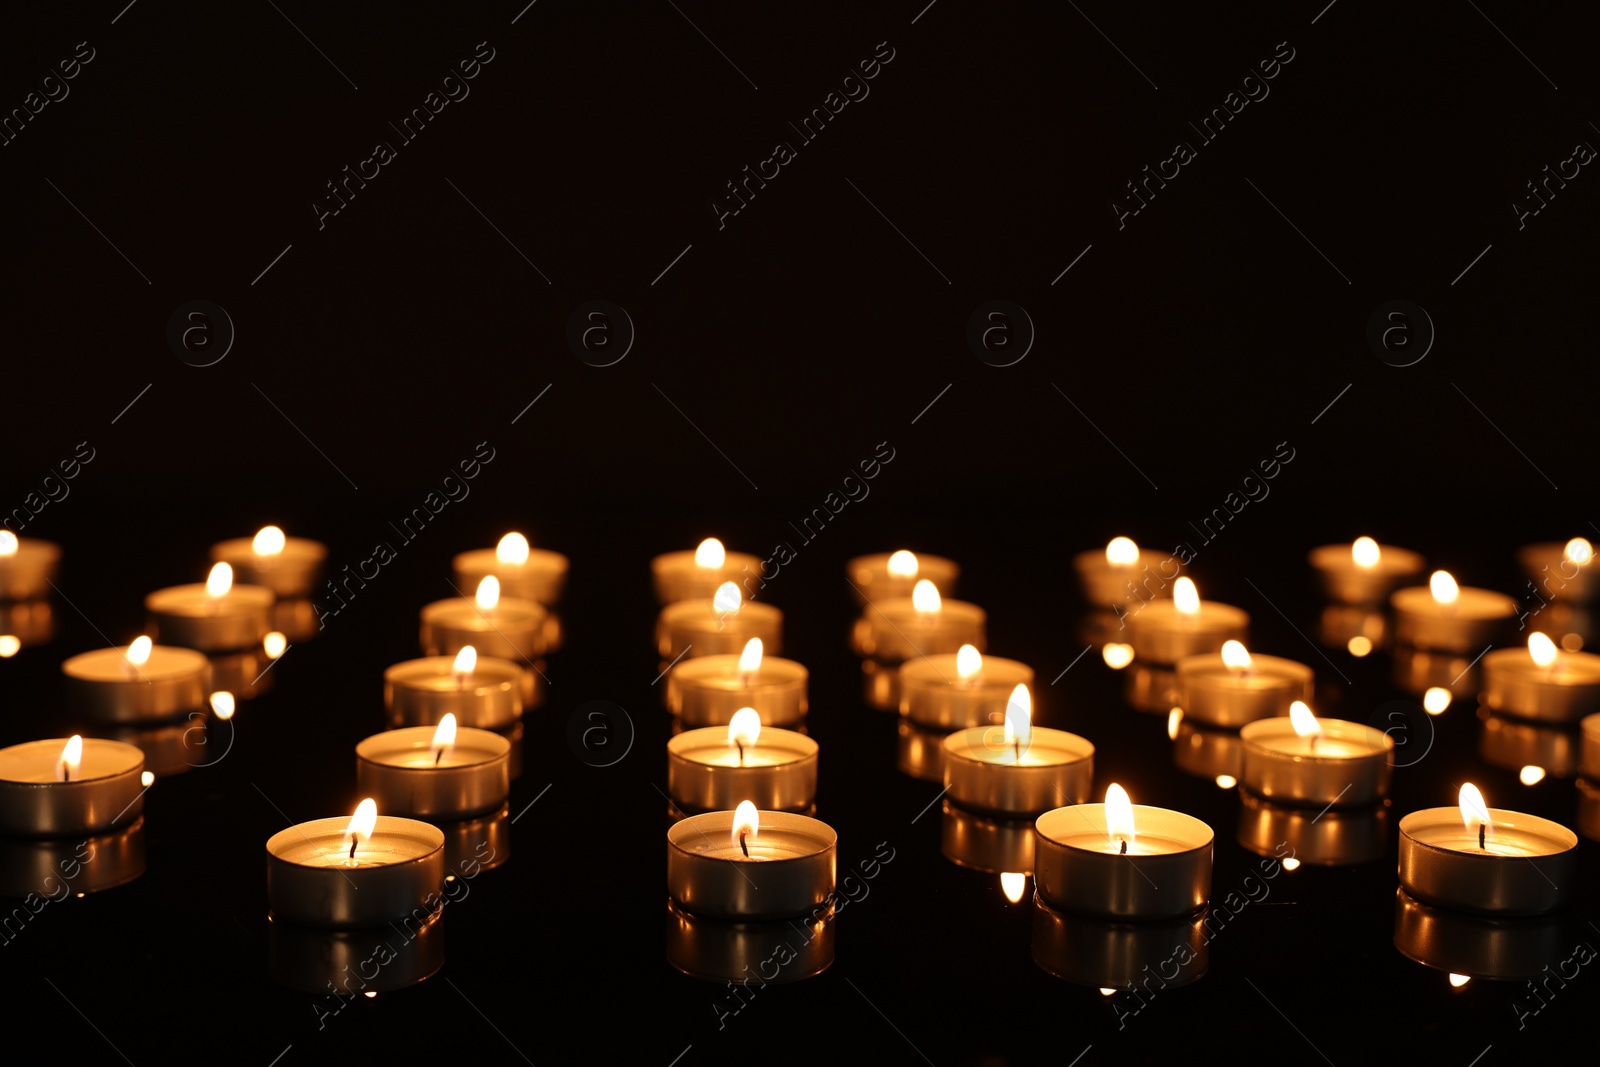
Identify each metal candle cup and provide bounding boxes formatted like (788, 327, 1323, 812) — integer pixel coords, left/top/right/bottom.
(210, 536, 327, 599)
(0, 537, 60, 600)
(1391, 585, 1516, 653)
(0, 599, 54, 647)
(62, 645, 210, 723)
(453, 545, 568, 605)
(146, 582, 273, 652)
(846, 552, 958, 605)
(665, 654, 807, 727)
(896, 720, 948, 782)
(1479, 714, 1577, 779)
(1031, 894, 1208, 991)
(355, 727, 511, 819)
(1308, 542, 1423, 604)
(652, 548, 761, 605)
(1238, 717, 1392, 807)
(0, 738, 144, 837)
(1482, 647, 1600, 723)
(1517, 542, 1595, 602)
(1171, 720, 1244, 782)
(666, 726, 817, 812)
(1396, 807, 1576, 915)
(419, 595, 549, 662)
(0, 819, 146, 897)
(900, 654, 1033, 729)
(941, 801, 1035, 874)
(1035, 804, 1212, 919)
(853, 597, 985, 661)
(943, 727, 1093, 817)
(384, 654, 522, 729)
(1126, 601, 1248, 666)
(1072, 548, 1169, 608)
(1393, 888, 1572, 981)
(656, 599, 782, 661)
(666, 809, 835, 920)
(1237, 791, 1390, 866)
(265, 815, 446, 929)
(665, 898, 835, 984)
(1175, 652, 1311, 727)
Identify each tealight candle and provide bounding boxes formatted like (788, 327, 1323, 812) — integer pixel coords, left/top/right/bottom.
(1074, 536, 1172, 608)
(941, 801, 1035, 875)
(1035, 784, 1212, 919)
(1237, 790, 1389, 866)
(0, 531, 60, 601)
(942, 685, 1093, 816)
(1582, 713, 1600, 779)
(265, 799, 446, 929)
(355, 716, 511, 819)
(664, 638, 807, 727)
(0, 736, 144, 836)
(1482, 633, 1600, 724)
(452, 531, 568, 605)
(665, 898, 835, 985)
(420, 576, 550, 663)
(653, 538, 761, 605)
(1478, 714, 1574, 781)
(62, 636, 211, 723)
(853, 580, 985, 661)
(210, 526, 328, 599)
(268, 908, 444, 995)
(0, 598, 54, 649)
(1031, 895, 1208, 992)
(1391, 571, 1516, 653)
(1517, 537, 1596, 603)
(900, 645, 1034, 729)
(1397, 784, 1577, 915)
(1170, 712, 1244, 783)
(0, 819, 146, 897)
(846, 549, 958, 605)
(1239, 701, 1393, 806)
(146, 563, 274, 652)
(1175, 641, 1312, 727)
(1125, 578, 1247, 666)
(666, 802, 836, 920)
(656, 582, 782, 662)
(666, 709, 818, 813)
(385, 646, 522, 729)
(1393, 888, 1569, 982)
(1393, 645, 1481, 698)
(1308, 536, 1424, 605)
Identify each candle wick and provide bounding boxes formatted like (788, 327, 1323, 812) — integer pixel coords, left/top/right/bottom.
(1479, 824, 1485, 851)
(1120, 839, 1127, 855)
(349, 837, 358, 862)
(739, 830, 749, 858)
(435, 747, 444, 766)
(60, 760, 70, 783)
(1014, 740, 1021, 765)
(1309, 734, 1318, 755)
(736, 740, 745, 767)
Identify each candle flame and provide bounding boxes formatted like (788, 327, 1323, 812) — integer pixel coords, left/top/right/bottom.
(57, 735, 82, 782)
(452, 645, 478, 679)
(140, 771, 154, 787)
(432, 714, 458, 762)
(345, 798, 378, 853)
(1000, 872, 1026, 903)
(1105, 537, 1140, 566)
(1105, 784, 1135, 849)
(1519, 765, 1546, 786)
(1429, 571, 1459, 605)
(125, 635, 153, 666)
(1282, 857, 1301, 871)
(1564, 538, 1594, 566)
(1002, 684, 1032, 751)
(1220, 640, 1252, 671)
(732, 800, 759, 850)
(205, 562, 233, 598)
(1102, 642, 1134, 670)
(209, 691, 235, 720)
(1351, 536, 1380, 568)
(1216, 774, 1238, 789)
(0, 531, 16, 556)
(1449, 974, 1471, 989)
(252, 526, 286, 556)
(694, 538, 726, 569)
(911, 580, 941, 614)
(886, 550, 919, 578)
(1166, 707, 1182, 740)
(728, 707, 762, 750)
(1458, 783, 1491, 839)
(1173, 577, 1200, 615)
(1423, 687, 1451, 715)
(955, 644, 982, 680)
(0, 636, 18, 658)
(496, 532, 530, 565)
(1347, 636, 1373, 657)
(738, 637, 764, 675)
(474, 576, 501, 611)
(1528, 632, 1558, 669)
(263, 632, 287, 659)
(712, 581, 742, 616)
(1289, 700, 1321, 739)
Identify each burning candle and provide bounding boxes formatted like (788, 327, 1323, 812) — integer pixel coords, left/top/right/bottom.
(0, 530, 60, 601)
(846, 549, 959, 605)
(666, 802, 836, 920)
(653, 538, 761, 605)
(1034, 784, 1213, 918)
(452, 531, 568, 606)
(265, 798, 446, 929)
(656, 582, 782, 662)
(853, 580, 985, 661)
(1397, 784, 1577, 915)
(62, 635, 212, 723)
(1125, 578, 1248, 666)
(1174, 640, 1312, 727)
(900, 645, 1035, 729)
(1308, 536, 1424, 605)
(0, 735, 144, 836)
(1238, 701, 1392, 806)
(942, 685, 1094, 816)
(420, 576, 550, 663)
(1391, 571, 1516, 653)
(1482, 632, 1600, 724)
(384, 645, 524, 729)
(666, 708, 818, 813)
(209, 526, 328, 599)
(664, 637, 807, 727)
(1517, 537, 1596, 603)
(1074, 536, 1171, 608)
(355, 715, 512, 819)
(146, 563, 274, 652)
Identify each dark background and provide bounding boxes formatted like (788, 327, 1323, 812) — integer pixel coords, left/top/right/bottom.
(0, 1, 1594, 1064)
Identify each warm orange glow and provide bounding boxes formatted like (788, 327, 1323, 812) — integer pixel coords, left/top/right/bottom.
(1216, 774, 1238, 789)
(956, 644, 982, 680)
(1289, 701, 1321, 739)
(1000, 872, 1026, 903)
(732, 800, 759, 850)
(0, 636, 18, 658)
(252, 526, 286, 556)
(911, 580, 941, 614)
(345, 798, 378, 853)
(474, 576, 501, 611)
(57, 735, 82, 782)
(205, 562, 233, 598)
(713, 581, 742, 616)
(1105, 537, 1139, 566)
(1105, 784, 1135, 849)
(263, 632, 287, 659)
(140, 770, 155, 788)
(432, 714, 458, 762)
(1173, 577, 1200, 615)
(728, 707, 762, 751)
(1166, 707, 1182, 740)
(1347, 636, 1373, 657)
(1102, 643, 1134, 669)
(1429, 571, 1459, 605)
(1564, 538, 1594, 566)
(886, 550, 919, 578)
(1423, 687, 1451, 715)
(1352, 536, 1380, 569)
(1002, 685, 1032, 753)
(210, 692, 235, 720)
(694, 538, 726, 569)
(0, 531, 16, 556)
(1100, 988, 1117, 997)
(1220, 640, 1252, 671)
(1449, 973, 1471, 989)
(496, 532, 531, 565)
(738, 638, 764, 677)
(1282, 857, 1301, 871)
(125, 636, 153, 666)
(1519, 765, 1546, 786)
(1459, 784, 1491, 839)
(452, 646, 477, 681)
(1528, 632, 1558, 669)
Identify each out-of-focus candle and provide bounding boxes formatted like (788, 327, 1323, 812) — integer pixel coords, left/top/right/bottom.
(900, 645, 1034, 729)
(1482, 632, 1600, 724)
(1125, 578, 1248, 666)
(854, 580, 985, 661)
(1308, 537, 1424, 605)
(146, 563, 274, 652)
(1582, 713, 1600, 779)
(664, 637, 807, 727)
(666, 802, 835, 920)
(62, 636, 211, 723)
(355, 715, 512, 819)
(1391, 571, 1516, 653)
(666, 708, 818, 812)
(942, 685, 1093, 816)
(1074, 536, 1172, 607)
(210, 526, 328, 599)
(1174, 640, 1312, 727)
(452, 531, 568, 606)
(1238, 701, 1392, 806)
(420, 576, 550, 662)
(657, 582, 782, 662)
(1517, 537, 1596, 603)
(846, 549, 959, 605)
(0, 735, 144, 836)
(1397, 784, 1576, 915)
(0, 530, 60, 601)
(384, 645, 523, 729)
(653, 539, 762, 605)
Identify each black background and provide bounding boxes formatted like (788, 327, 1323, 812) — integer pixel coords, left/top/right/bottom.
(0, 2, 1595, 1064)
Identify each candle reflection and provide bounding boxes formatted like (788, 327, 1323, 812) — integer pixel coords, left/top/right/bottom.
(1031, 894, 1209, 993)
(1393, 888, 1571, 981)
(1237, 790, 1390, 866)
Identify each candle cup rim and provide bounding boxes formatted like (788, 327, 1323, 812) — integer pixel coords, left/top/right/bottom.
(900, 653, 1032, 682)
(452, 545, 569, 569)
(62, 644, 210, 678)
(1238, 717, 1393, 760)
(671, 653, 808, 684)
(146, 582, 275, 610)
(1483, 646, 1600, 674)
(1307, 542, 1424, 569)
(421, 594, 546, 620)
(385, 654, 523, 682)
(1390, 585, 1518, 614)
(1036, 803, 1214, 854)
(1397, 807, 1578, 852)
(667, 809, 836, 861)
(0, 738, 144, 786)
(266, 815, 446, 867)
(355, 726, 512, 769)
(666, 725, 818, 762)
(941, 726, 1093, 768)
(1175, 651, 1312, 679)
(212, 535, 327, 558)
